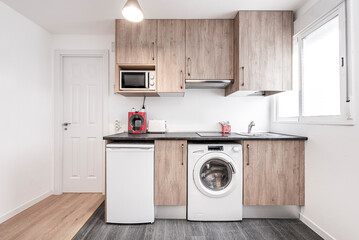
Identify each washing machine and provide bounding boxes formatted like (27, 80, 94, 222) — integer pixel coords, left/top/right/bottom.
(188, 143, 242, 221)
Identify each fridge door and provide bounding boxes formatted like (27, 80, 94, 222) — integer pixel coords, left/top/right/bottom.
(106, 144, 154, 223)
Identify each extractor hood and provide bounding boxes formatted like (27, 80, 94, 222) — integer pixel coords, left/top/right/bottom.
(185, 79, 232, 89)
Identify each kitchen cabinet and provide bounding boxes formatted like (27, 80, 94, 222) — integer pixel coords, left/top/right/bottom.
(116, 19, 157, 65)
(154, 140, 187, 206)
(242, 140, 304, 206)
(226, 11, 293, 96)
(157, 20, 186, 94)
(186, 20, 234, 80)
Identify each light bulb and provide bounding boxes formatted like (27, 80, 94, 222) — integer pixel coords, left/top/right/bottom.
(122, 0, 144, 22)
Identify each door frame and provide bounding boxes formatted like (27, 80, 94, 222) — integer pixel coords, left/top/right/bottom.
(54, 50, 109, 194)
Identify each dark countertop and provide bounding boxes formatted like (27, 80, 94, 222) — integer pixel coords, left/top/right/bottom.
(103, 132, 308, 141)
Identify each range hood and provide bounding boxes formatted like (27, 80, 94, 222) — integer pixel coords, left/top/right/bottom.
(185, 79, 232, 89)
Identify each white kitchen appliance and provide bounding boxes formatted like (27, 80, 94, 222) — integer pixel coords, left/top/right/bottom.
(106, 143, 154, 224)
(188, 143, 242, 221)
(120, 70, 156, 91)
(147, 120, 167, 133)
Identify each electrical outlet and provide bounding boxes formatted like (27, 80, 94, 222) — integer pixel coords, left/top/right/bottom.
(115, 120, 121, 132)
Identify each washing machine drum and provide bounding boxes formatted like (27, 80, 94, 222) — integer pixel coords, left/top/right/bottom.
(193, 152, 239, 198)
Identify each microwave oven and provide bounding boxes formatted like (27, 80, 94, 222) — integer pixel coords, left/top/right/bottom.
(120, 70, 156, 91)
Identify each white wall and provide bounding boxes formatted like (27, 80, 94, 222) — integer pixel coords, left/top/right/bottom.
(0, 2, 53, 223)
(271, 0, 359, 239)
(52, 35, 271, 133)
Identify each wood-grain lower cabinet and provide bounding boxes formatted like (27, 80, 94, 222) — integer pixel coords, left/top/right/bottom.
(154, 140, 187, 206)
(186, 20, 234, 80)
(157, 20, 186, 94)
(243, 140, 305, 206)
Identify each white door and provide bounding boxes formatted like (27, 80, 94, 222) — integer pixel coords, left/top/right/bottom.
(62, 56, 103, 192)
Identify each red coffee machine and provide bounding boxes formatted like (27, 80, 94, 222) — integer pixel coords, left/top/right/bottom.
(128, 110, 147, 134)
(128, 97, 147, 134)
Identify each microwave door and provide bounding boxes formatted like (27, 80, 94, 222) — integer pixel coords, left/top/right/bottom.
(121, 72, 146, 90)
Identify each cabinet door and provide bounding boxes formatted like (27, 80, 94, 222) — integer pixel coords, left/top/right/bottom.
(155, 140, 187, 206)
(186, 20, 233, 80)
(228, 11, 293, 93)
(116, 20, 157, 64)
(157, 20, 186, 93)
(243, 140, 304, 205)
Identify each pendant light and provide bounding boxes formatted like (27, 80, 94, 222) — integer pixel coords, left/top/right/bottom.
(122, 0, 144, 22)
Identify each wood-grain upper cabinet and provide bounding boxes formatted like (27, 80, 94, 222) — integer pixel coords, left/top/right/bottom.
(116, 19, 157, 64)
(186, 20, 234, 80)
(155, 140, 187, 206)
(243, 140, 305, 206)
(157, 20, 186, 93)
(226, 11, 293, 96)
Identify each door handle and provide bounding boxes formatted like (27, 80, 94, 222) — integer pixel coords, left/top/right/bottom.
(241, 66, 245, 87)
(180, 70, 183, 89)
(228, 162, 236, 174)
(63, 122, 71, 126)
(187, 58, 191, 77)
(181, 144, 184, 165)
(151, 42, 155, 61)
(246, 144, 250, 165)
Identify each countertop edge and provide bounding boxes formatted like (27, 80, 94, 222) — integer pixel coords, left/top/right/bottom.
(103, 132, 308, 141)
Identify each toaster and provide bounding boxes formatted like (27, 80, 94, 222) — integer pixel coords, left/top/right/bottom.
(148, 120, 167, 133)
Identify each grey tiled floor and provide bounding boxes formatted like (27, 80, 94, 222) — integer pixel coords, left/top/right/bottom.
(73, 203, 323, 240)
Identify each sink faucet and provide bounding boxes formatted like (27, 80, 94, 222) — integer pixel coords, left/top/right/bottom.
(248, 121, 255, 134)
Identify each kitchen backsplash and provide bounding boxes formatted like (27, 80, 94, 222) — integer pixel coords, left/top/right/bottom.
(108, 89, 271, 134)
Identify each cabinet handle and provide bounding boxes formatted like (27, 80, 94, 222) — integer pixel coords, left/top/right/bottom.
(188, 58, 191, 77)
(151, 42, 155, 61)
(241, 66, 245, 87)
(181, 144, 184, 165)
(180, 70, 183, 89)
(246, 144, 250, 166)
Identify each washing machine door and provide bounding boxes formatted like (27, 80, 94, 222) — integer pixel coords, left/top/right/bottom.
(193, 152, 239, 198)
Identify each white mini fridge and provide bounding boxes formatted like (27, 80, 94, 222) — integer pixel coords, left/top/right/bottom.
(106, 143, 154, 224)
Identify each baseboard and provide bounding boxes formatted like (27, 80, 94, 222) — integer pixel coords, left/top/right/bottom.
(300, 213, 336, 240)
(243, 206, 300, 218)
(0, 191, 53, 224)
(155, 206, 186, 219)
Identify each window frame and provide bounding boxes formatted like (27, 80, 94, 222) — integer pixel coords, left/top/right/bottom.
(274, 36, 300, 123)
(274, 2, 354, 125)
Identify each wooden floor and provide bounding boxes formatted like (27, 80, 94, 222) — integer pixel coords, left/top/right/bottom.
(74, 203, 323, 240)
(0, 193, 104, 240)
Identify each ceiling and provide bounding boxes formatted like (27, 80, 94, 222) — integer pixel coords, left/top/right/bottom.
(1, 0, 310, 34)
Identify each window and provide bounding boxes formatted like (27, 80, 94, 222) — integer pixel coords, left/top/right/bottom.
(302, 16, 341, 117)
(275, 2, 352, 124)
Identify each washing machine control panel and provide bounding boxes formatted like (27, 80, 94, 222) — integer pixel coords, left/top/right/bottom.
(232, 147, 240, 152)
(208, 146, 224, 151)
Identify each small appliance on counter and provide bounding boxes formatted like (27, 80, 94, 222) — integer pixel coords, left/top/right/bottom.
(219, 121, 231, 134)
(128, 97, 147, 134)
(128, 110, 146, 134)
(148, 120, 167, 133)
